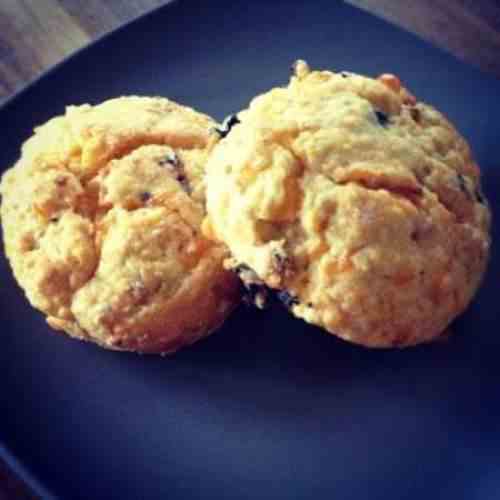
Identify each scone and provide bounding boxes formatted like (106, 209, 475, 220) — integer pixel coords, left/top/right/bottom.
(204, 61, 491, 348)
(1, 96, 240, 353)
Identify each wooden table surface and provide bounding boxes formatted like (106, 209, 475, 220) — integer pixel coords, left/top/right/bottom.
(1, 0, 499, 497)
(1, 0, 500, 106)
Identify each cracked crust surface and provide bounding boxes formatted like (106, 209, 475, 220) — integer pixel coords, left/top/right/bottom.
(204, 63, 491, 347)
(1, 96, 239, 353)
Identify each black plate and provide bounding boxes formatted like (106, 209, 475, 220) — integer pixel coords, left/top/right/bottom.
(2, 1, 500, 499)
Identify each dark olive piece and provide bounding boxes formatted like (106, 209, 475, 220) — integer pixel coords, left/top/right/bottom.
(456, 173, 473, 200)
(140, 191, 152, 202)
(215, 114, 240, 138)
(475, 188, 486, 205)
(159, 152, 191, 193)
(409, 107, 421, 122)
(375, 110, 389, 127)
(277, 290, 300, 309)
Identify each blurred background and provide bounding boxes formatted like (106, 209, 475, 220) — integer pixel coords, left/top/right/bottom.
(0, 0, 499, 106)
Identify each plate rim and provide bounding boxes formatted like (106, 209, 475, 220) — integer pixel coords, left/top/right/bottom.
(0, 3, 180, 497)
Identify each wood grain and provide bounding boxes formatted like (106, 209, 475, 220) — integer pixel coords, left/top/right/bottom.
(0, 0, 499, 497)
(346, 0, 500, 76)
(0, 0, 499, 105)
(0, 0, 170, 104)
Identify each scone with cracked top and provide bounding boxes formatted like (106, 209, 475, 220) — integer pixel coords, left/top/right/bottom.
(1, 96, 240, 353)
(204, 61, 491, 348)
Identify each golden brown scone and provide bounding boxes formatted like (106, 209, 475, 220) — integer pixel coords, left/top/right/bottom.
(1, 96, 240, 353)
(204, 61, 491, 348)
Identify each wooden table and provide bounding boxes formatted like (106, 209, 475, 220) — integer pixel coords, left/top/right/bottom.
(1, 0, 500, 105)
(0, 0, 499, 498)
